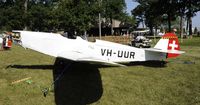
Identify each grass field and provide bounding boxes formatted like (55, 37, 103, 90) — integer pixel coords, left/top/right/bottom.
(1, 37, 200, 105)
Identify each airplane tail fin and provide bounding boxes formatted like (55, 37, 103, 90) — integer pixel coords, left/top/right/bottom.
(154, 33, 182, 58)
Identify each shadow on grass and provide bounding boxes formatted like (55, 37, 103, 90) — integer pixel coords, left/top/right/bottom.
(126, 61, 167, 68)
(6, 65, 54, 70)
(7, 59, 166, 104)
(89, 61, 167, 68)
(53, 58, 103, 105)
(7, 60, 167, 70)
(7, 58, 103, 105)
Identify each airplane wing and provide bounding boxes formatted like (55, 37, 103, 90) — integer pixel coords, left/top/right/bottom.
(57, 50, 125, 66)
(13, 31, 125, 67)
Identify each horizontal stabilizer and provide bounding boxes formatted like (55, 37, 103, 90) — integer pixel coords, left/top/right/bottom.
(145, 48, 185, 54)
(167, 50, 185, 54)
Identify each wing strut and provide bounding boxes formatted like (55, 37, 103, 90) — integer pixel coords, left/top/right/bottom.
(42, 61, 73, 97)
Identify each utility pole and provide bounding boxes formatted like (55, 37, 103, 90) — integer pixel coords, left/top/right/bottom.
(98, 0, 102, 39)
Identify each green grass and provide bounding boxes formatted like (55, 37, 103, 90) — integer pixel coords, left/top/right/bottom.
(180, 37, 200, 46)
(1, 38, 200, 105)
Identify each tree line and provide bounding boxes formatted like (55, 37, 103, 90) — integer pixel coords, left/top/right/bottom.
(132, 0, 200, 37)
(1, 0, 199, 36)
(0, 0, 136, 35)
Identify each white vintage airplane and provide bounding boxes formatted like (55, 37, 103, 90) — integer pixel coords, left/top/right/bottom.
(13, 31, 184, 66)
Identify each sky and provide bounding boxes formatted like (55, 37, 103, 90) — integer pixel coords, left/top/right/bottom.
(125, 0, 200, 27)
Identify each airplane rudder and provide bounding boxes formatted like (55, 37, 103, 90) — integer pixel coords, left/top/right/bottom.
(165, 33, 180, 58)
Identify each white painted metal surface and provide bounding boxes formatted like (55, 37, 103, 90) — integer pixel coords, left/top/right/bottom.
(13, 31, 185, 66)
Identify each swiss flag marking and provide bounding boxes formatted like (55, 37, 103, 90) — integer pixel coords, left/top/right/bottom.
(167, 37, 180, 58)
(162, 33, 181, 58)
(168, 40, 178, 50)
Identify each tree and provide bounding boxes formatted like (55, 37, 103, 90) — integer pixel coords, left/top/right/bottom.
(25, 0, 56, 31)
(55, 0, 99, 35)
(176, 0, 186, 40)
(120, 14, 137, 28)
(194, 27, 198, 35)
(0, 0, 56, 31)
(132, 0, 200, 36)
(132, 0, 165, 35)
(131, 4, 145, 28)
(0, 0, 25, 31)
(175, 0, 200, 38)
(0, 0, 130, 35)
(102, 0, 126, 35)
(185, 0, 200, 37)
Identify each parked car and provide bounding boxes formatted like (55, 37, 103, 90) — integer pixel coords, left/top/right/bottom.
(131, 36, 151, 48)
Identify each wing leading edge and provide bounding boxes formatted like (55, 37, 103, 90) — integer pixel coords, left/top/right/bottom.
(13, 31, 125, 66)
(57, 50, 125, 66)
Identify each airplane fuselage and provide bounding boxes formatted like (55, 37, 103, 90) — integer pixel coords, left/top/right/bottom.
(63, 37, 166, 63)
